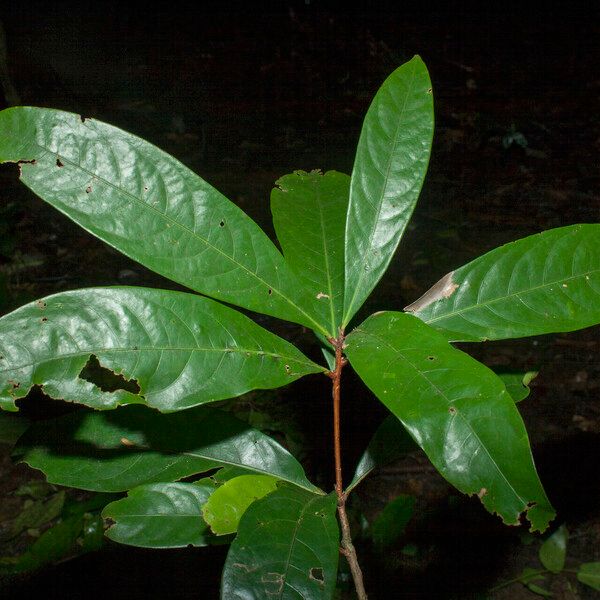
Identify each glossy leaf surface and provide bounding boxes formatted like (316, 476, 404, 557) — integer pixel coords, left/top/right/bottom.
(346, 312, 554, 531)
(202, 474, 278, 535)
(539, 524, 568, 573)
(272, 170, 350, 335)
(221, 486, 339, 599)
(406, 224, 600, 341)
(14, 406, 319, 493)
(103, 482, 214, 548)
(0, 287, 322, 412)
(343, 55, 434, 325)
(0, 107, 328, 333)
(347, 414, 417, 493)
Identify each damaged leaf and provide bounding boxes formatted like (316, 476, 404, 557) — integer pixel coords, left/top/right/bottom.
(0, 287, 323, 412)
(345, 312, 554, 532)
(0, 106, 329, 335)
(221, 485, 339, 599)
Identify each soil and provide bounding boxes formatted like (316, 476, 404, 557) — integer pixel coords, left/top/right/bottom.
(0, 3, 598, 599)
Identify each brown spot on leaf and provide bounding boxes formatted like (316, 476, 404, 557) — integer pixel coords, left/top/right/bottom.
(478, 487, 487, 499)
(36, 300, 47, 309)
(404, 271, 459, 313)
(86, 186, 92, 194)
(448, 406, 457, 415)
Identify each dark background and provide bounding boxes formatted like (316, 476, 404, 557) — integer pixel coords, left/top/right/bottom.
(0, 2, 599, 598)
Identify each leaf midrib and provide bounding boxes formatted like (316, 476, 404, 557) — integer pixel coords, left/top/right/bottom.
(0, 345, 321, 374)
(423, 267, 600, 325)
(350, 326, 528, 507)
(343, 61, 418, 325)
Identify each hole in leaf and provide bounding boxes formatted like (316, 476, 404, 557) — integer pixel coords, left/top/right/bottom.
(56, 158, 64, 167)
(85, 186, 92, 194)
(40, 317, 48, 323)
(309, 567, 324, 583)
(80, 115, 88, 123)
(448, 406, 457, 415)
(79, 354, 140, 394)
(268, 289, 272, 295)
(219, 220, 225, 227)
(427, 356, 436, 361)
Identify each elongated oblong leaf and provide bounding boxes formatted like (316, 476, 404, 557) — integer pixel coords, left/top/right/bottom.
(0, 107, 327, 333)
(272, 170, 350, 335)
(14, 406, 320, 493)
(102, 482, 214, 548)
(343, 56, 434, 325)
(221, 485, 339, 599)
(406, 224, 600, 341)
(0, 287, 323, 412)
(202, 474, 279, 535)
(346, 312, 554, 532)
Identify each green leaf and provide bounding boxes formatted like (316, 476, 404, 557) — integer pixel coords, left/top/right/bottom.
(539, 523, 568, 573)
(9, 491, 65, 538)
(14, 405, 320, 493)
(6, 515, 84, 573)
(272, 170, 350, 336)
(80, 513, 104, 553)
(347, 414, 417, 493)
(525, 582, 553, 597)
(202, 474, 279, 535)
(0, 287, 323, 412)
(103, 482, 214, 548)
(343, 56, 434, 325)
(406, 224, 600, 341)
(221, 486, 339, 599)
(371, 494, 415, 549)
(497, 371, 538, 403)
(345, 312, 554, 532)
(314, 331, 336, 371)
(0, 107, 328, 334)
(0, 412, 29, 445)
(577, 562, 600, 591)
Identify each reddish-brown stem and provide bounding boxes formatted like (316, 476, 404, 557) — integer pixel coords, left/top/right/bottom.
(330, 332, 368, 600)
